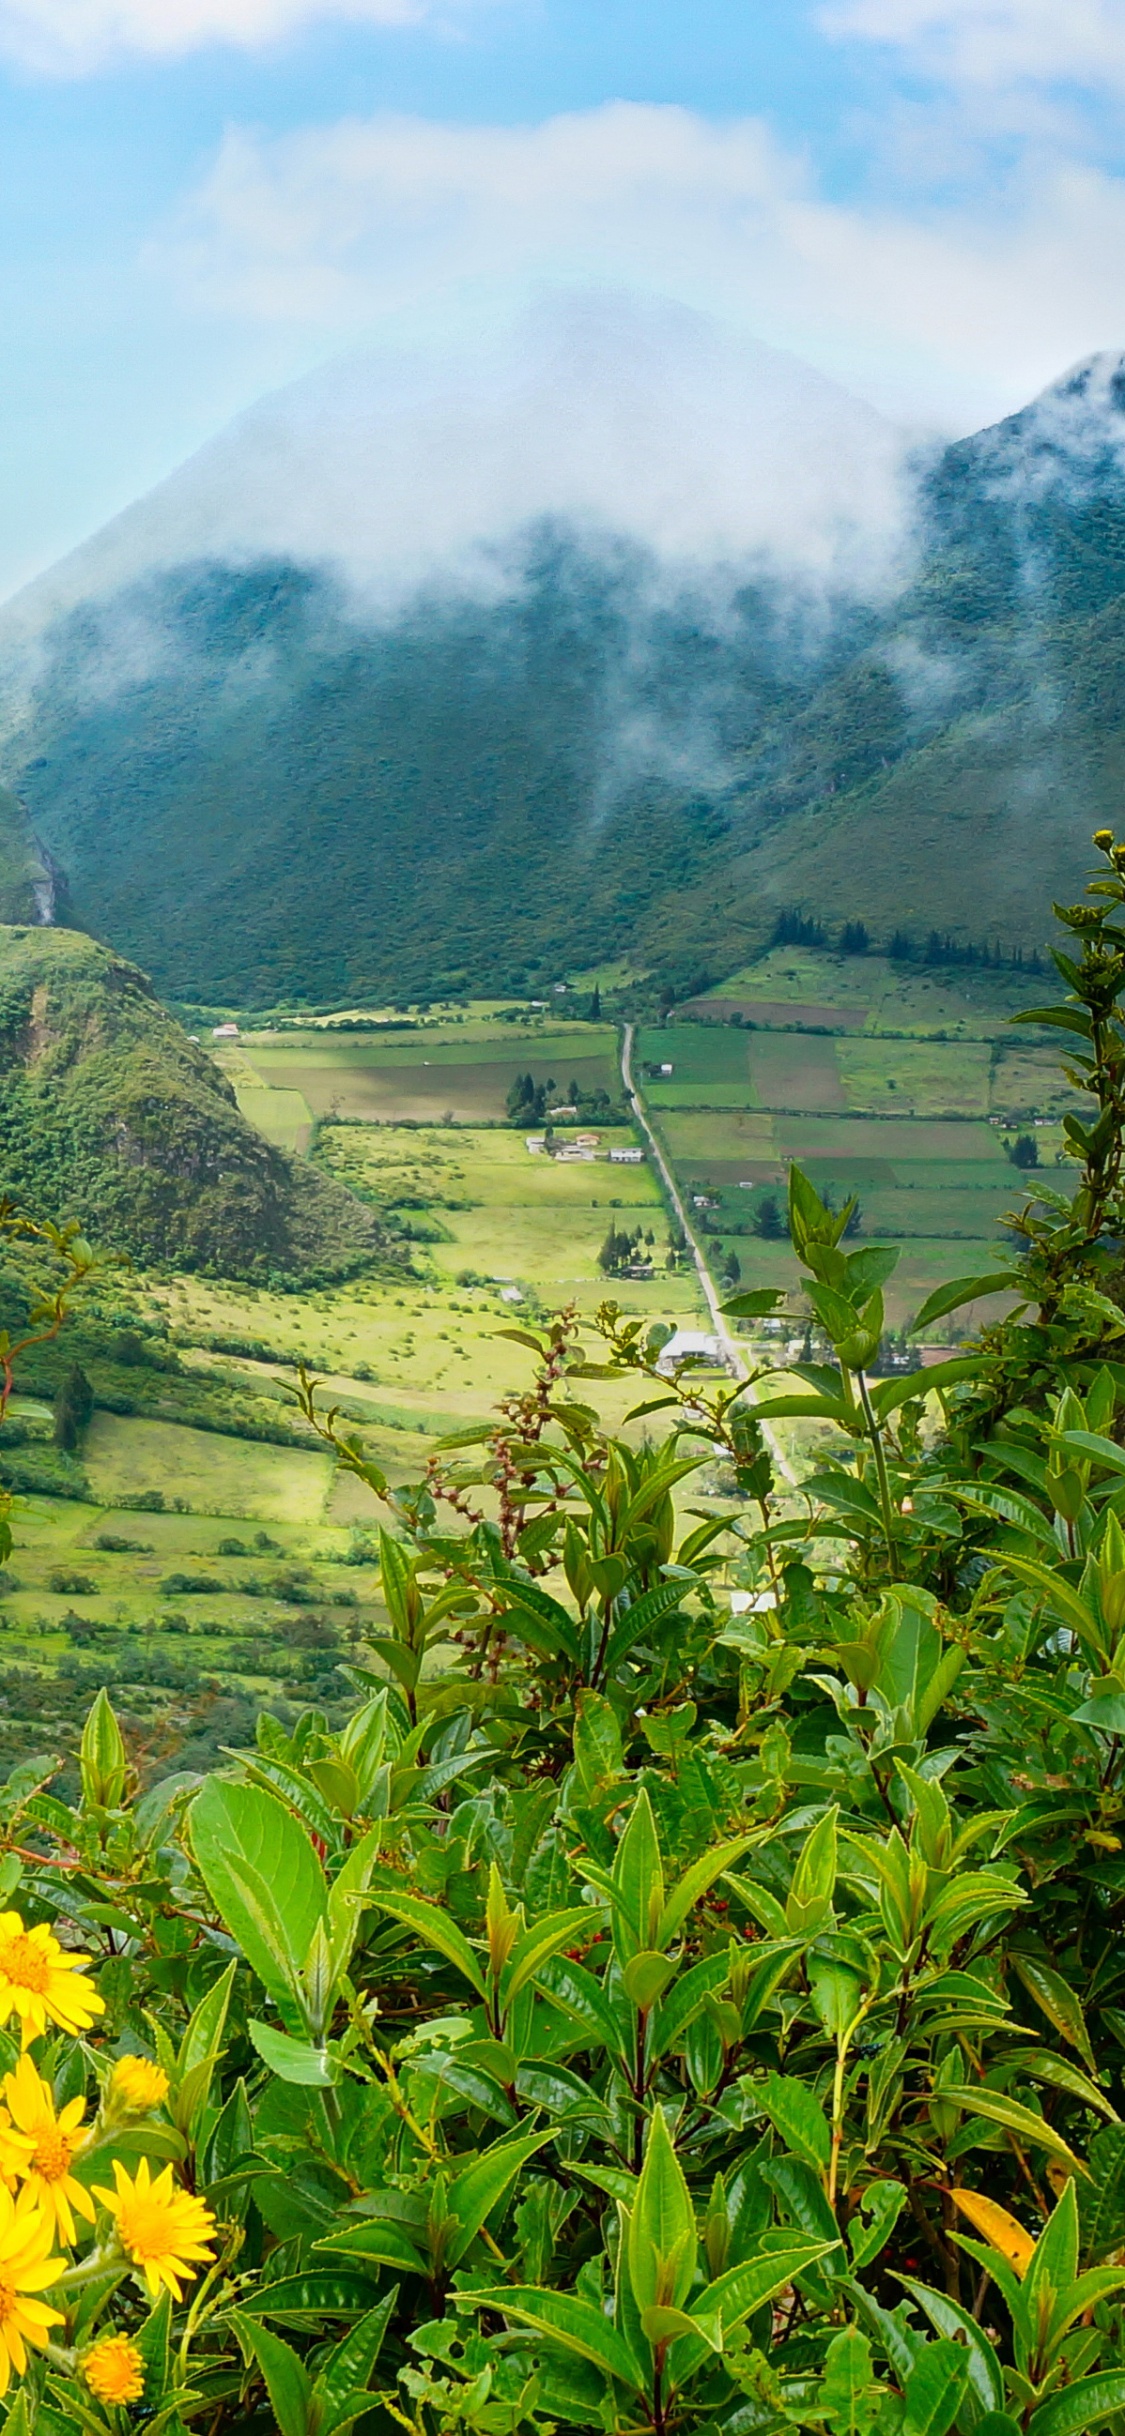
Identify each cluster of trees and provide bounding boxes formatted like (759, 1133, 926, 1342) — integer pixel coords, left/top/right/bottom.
(597, 1222, 656, 1275)
(771, 906, 1044, 973)
(507, 1071, 618, 1127)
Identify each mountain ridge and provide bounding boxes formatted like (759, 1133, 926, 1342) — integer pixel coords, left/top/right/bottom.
(2, 325, 1125, 1003)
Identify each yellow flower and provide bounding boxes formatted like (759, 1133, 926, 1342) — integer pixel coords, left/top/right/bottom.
(0, 2057, 94, 2247)
(0, 2182, 64, 2393)
(0, 1914, 104, 2048)
(109, 2056, 169, 2115)
(94, 2157, 216, 2301)
(83, 2332, 145, 2405)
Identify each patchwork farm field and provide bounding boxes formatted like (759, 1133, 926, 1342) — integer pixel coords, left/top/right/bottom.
(222, 1018, 621, 1129)
(642, 946, 1074, 1329)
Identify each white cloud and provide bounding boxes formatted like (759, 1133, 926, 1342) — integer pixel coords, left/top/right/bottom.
(0, 0, 465, 75)
(820, 0, 1125, 95)
(156, 101, 1125, 430)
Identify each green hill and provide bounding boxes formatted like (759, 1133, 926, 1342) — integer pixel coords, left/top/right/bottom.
(7, 354, 1125, 1002)
(0, 925, 389, 1281)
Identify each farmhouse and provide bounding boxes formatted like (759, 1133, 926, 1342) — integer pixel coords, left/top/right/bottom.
(212, 1022, 240, 1039)
(525, 1135, 546, 1154)
(609, 1146, 644, 1164)
(656, 1330, 724, 1374)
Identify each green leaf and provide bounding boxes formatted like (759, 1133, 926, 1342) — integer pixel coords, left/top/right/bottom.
(819, 2326, 876, 2436)
(941, 2085, 1089, 2172)
(134, 2288, 172, 2406)
(622, 1950, 679, 2012)
(902, 2339, 972, 2436)
(573, 1690, 624, 1796)
(1010, 1954, 1097, 2072)
(1028, 2374, 1125, 2436)
(190, 1778, 326, 2017)
(871, 1356, 985, 1419)
(721, 1289, 786, 1317)
(641, 2303, 721, 2350)
(80, 1687, 127, 1811)
(447, 2131, 555, 2265)
(603, 1578, 693, 1672)
(655, 1834, 759, 1949)
(497, 1580, 582, 1665)
(610, 1788, 664, 1962)
(248, 2021, 338, 2086)
(1058, 1429, 1125, 1477)
(377, 1526, 418, 1639)
(313, 2292, 398, 2434)
(179, 1959, 237, 2077)
(759, 2070, 831, 2171)
(847, 2182, 906, 2274)
(462, 2286, 644, 2392)
(372, 1891, 488, 2000)
(669, 2240, 833, 2382)
(230, 2311, 313, 2436)
(912, 1273, 1019, 1330)
(628, 2106, 697, 2314)
(894, 2276, 1004, 2416)
(649, 1950, 735, 2059)
(314, 2221, 429, 2277)
(503, 1911, 594, 2010)
(1085, 2124, 1125, 2262)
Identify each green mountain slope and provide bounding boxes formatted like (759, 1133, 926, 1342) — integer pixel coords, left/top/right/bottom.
(0, 926, 389, 1280)
(6, 354, 1125, 1001)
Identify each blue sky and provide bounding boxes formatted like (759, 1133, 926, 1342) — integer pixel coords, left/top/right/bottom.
(4, 0, 1125, 594)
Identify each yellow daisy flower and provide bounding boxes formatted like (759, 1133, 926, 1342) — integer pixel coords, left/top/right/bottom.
(0, 2182, 64, 2393)
(0, 2058, 94, 2247)
(109, 2056, 169, 2114)
(0, 1914, 104, 2047)
(83, 2332, 145, 2405)
(93, 2157, 216, 2301)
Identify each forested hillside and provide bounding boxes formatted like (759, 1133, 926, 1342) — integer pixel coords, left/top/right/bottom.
(0, 924, 390, 1279)
(5, 353, 1125, 1006)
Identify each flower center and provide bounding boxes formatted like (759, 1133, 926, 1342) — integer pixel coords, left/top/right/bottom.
(0, 2282, 17, 2327)
(32, 2129, 71, 2182)
(0, 1937, 49, 1995)
(117, 2197, 176, 2263)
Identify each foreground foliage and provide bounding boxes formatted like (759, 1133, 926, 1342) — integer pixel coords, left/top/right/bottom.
(9, 844, 1125, 2429)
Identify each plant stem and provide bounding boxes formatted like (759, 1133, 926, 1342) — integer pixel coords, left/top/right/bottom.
(857, 1369, 898, 1575)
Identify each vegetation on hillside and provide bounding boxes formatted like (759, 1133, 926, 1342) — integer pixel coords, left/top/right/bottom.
(8, 393, 1125, 1006)
(0, 926, 395, 1284)
(0, 844, 1122, 2431)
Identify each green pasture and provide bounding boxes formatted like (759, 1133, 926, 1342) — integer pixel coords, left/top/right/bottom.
(318, 1122, 663, 1210)
(691, 945, 1048, 1036)
(234, 1022, 620, 1125)
(837, 1037, 992, 1116)
(82, 1412, 335, 1524)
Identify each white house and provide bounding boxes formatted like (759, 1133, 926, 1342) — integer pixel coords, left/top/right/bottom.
(656, 1330, 725, 1375)
(609, 1146, 644, 1164)
(212, 1023, 240, 1039)
(525, 1135, 546, 1154)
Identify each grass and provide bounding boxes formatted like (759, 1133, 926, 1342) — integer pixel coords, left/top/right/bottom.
(230, 1022, 621, 1127)
(81, 1413, 335, 1524)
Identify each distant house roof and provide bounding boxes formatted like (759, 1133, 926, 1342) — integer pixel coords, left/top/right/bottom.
(656, 1330, 724, 1375)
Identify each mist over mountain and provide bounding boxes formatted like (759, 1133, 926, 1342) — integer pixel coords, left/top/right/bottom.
(0, 303, 1122, 1004)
